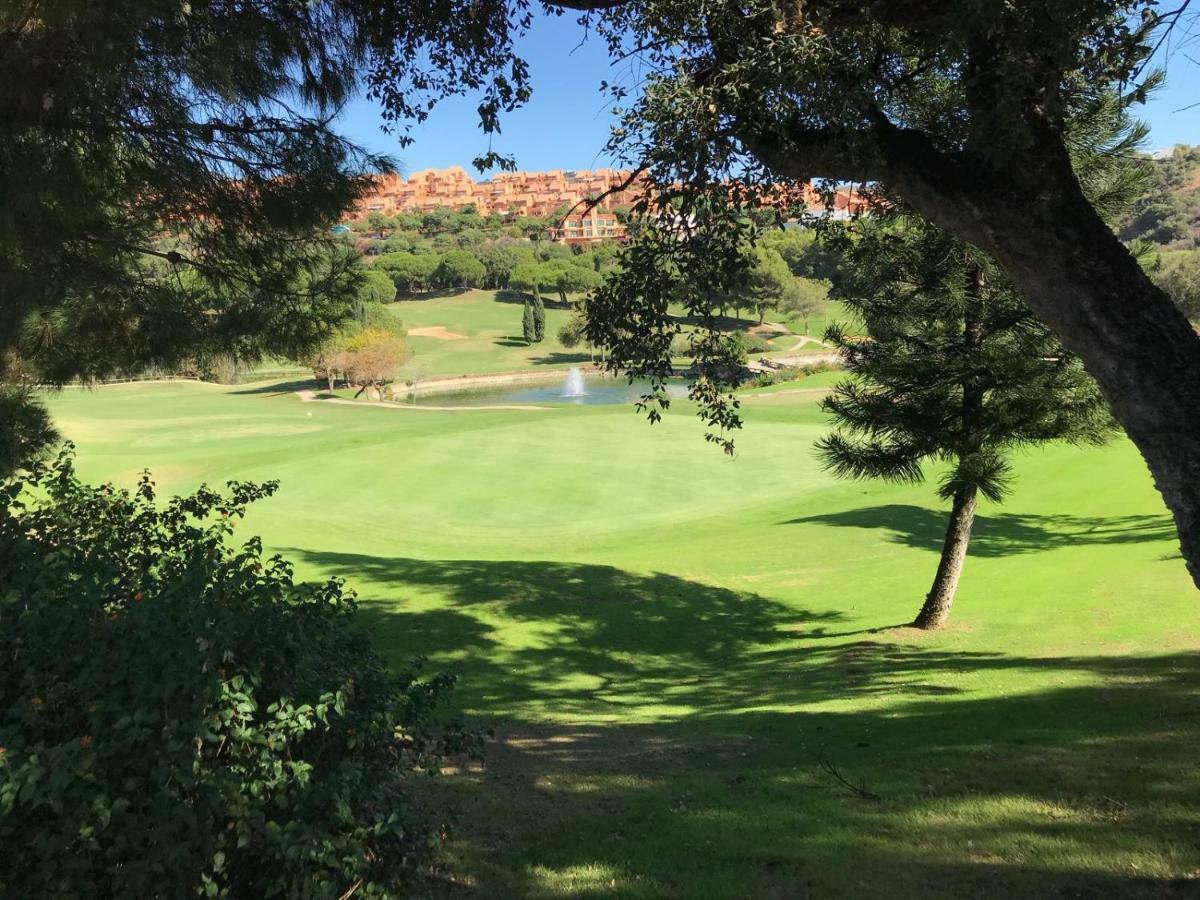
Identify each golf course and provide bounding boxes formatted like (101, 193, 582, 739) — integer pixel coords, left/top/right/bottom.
(40, 363, 1200, 897)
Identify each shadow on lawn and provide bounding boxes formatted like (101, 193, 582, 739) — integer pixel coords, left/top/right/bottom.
(425, 654, 1200, 897)
(784, 504, 1176, 557)
(493, 290, 572, 309)
(292, 550, 839, 714)
(230, 377, 318, 395)
(292, 548, 1200, 897)
(527, 351, 595, 366)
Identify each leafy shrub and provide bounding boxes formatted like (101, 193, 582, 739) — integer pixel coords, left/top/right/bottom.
(741, 333, 772, 354)
(0, 449, 471, 898)
(750, 365, 802, 388)
(668, 334, 695, 359)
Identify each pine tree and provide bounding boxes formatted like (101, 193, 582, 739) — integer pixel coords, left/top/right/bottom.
(817, 93, 1144, 628)
(0, 1, 391, 473)
(819, 217, 1114, 628)
(522, 300, 538, 345)
(532, 292, 546, 342)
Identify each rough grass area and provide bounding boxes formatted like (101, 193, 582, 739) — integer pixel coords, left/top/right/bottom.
(391, 289, 844, 379)
(42, 380, 1200, 898)
(392, 289, 588, 377)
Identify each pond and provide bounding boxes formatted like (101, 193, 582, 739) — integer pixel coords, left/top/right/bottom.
(404, 369, 691, 407)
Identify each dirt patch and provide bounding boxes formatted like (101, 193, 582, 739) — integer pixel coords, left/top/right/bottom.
(408, 326, 468, 341)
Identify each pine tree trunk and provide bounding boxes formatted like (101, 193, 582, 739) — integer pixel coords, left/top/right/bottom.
(913, 486, 978, 629)
(914, 254, 986, 631)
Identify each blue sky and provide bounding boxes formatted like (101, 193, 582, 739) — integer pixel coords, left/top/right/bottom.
(335, 12, 1199, 176)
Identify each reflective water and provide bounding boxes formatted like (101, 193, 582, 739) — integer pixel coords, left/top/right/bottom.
(405, 376, 690, 407)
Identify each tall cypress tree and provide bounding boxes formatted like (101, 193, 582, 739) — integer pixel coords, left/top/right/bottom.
(818, 217, 1115, 628)
(532, 291, 546, 342)
(522, 299, 538, 345)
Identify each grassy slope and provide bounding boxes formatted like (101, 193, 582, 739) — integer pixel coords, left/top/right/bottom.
(391, 289, 846, 378)
(393, 290, 588, 377)
(42, 381, 1200, 898)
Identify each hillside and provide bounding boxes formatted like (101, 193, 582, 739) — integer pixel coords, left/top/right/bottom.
(1119, 144, 1200, 249)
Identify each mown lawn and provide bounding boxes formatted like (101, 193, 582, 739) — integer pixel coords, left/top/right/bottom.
(392, 289, 588, 377)
(389, 289, 845, 378)
(41, 379, 1200, 898)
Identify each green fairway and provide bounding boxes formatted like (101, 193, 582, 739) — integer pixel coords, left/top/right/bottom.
(389, 289, 842, 380)
(392, 289, 588, 377)
(41, 380, 1200, 897)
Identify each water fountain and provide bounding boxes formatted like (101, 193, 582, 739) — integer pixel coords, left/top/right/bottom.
(563, 367, 587, 398)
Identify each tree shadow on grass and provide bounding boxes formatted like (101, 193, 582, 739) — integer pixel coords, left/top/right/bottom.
(416, 646, 1200, 897)
(230, 377, 319, 395)
(527, 352, 594, 366)
(289, 550, 845, 715)
(783, 505, 1176, 557)
(286, 549, 1200, 896)
(493, 290, 529, 305)
(493, 290, 572, 310)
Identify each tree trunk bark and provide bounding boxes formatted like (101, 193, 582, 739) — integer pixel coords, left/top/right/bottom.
(914, 486, 978, 629)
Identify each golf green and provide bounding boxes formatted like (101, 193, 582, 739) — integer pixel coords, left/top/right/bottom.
(41, 379, 1200, 897)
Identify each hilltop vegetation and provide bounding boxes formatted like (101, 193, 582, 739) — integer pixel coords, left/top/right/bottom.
(1116, 145, 1200, 322)
(352, 204, 835, 323)
(1120, 145, 1200, 249)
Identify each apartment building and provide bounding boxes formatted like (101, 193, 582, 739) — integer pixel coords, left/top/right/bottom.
(351, 166, 861, 240)
(553, 206, 624, 245)
(350, 166, 644, 241)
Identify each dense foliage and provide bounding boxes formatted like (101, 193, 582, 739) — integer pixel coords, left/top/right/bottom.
(0, 2, 390, 386)
(0, 450, 469, 898)
(1154, 252, 1200, 321)
(305, 302, 408, 393)
(821, 217, 1114, 500)
(363, 205, 621, 297)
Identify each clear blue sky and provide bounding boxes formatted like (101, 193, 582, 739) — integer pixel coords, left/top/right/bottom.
(335, 11, 1199, 176)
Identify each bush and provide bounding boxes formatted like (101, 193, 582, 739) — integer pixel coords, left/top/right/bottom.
(750, 365, 802, 387)
(668, 334, 695, 359)
(742, 333, 772, 354)
(359, 269, 398, 305)
(0, 449, 472, 898)
(433, 250, 486, 289)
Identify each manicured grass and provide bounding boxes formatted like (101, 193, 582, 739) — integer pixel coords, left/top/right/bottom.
(392, 289, 589, 377)
(41, 380, 1200, 897)
(390, 289, 837, 379)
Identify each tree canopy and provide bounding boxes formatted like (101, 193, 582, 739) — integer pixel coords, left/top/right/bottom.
(0, 1, 396, 384)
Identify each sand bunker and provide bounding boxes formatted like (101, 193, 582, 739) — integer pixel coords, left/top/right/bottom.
(408, 326, 468, 340)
